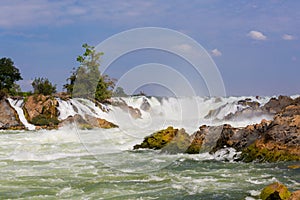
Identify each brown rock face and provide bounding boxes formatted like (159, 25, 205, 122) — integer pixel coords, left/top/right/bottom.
(111, 98, 142, 119)
(23, 95, 59, 127)
(262, 95, 294, 114)
(241, 104, 300, 162)
(0, 99, 24, 130)
(59, 114, 118, 129)
(288, 190, 300, 200)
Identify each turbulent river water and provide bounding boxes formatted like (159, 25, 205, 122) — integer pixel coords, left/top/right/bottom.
(1, 96, 300, 199)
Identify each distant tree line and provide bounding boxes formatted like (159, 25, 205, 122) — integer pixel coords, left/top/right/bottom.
(0, 43, 127, 101)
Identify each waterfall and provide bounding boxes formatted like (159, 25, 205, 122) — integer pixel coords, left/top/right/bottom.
(6, 96, 273, 132)
(7, 98, 35, 130)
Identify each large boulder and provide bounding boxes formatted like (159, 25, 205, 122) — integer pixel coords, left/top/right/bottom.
(260, 182, 291, 200)
(133, 126, 203, 154)
(241, 105, 300, 162)
(262, 95, 294, 114)
(0, 99, 25, 130)
(134, 126, 179, 150)
(23, 95, 59, 128)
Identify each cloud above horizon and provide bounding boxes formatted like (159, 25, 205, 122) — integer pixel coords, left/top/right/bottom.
(0, 0, 164, 29)
(211, 49, 222, 57)
(247, 30, 267, 40)
(282, 34, 296, 40)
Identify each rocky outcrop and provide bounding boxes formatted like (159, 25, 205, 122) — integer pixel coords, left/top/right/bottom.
(260, 182, 291, 200)
(23, 94, 59, 128)
(241, 104, 300, 162)
(262, 95, 294, 114)
(133, 126, 193, 154)
(0, 99, 25, 130)
(111, 98, 142, 119)
(59, 114, 118, 129)
(134, 96, 300, 162)
(54, 92, 71, 101)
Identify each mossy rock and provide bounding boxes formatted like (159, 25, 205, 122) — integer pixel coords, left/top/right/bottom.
(241, 143, 300, 162)
(161, 128, 191, 154)
(134, 126, 179, 150)
(260, 182, 291, 200)
(31, 114, 60, 126)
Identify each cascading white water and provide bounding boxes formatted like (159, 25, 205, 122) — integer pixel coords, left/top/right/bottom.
(7, 98, 35, 130)
(56, 96, 273, 132)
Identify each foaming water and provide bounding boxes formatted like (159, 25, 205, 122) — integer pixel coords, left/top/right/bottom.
(0, 128, 299, 199)
(1, 96, 299, 199)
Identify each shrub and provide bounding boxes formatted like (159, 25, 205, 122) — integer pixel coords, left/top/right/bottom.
(32, 77, 56, 95)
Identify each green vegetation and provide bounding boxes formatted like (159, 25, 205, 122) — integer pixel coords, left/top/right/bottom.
(241, 143, 300, 162)
(113, 87, 128, 97)
(32, 77, 57, 95)
(31, 115, 60, 126)
(64, 43, 115, 102)
(0, 57, 22, 98)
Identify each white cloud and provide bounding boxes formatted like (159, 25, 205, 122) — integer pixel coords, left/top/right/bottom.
(282, 34, 296, 40)
(247, 30, 267, 40)
(211, 48, 222, 57)
(0, 0, 162, 29)
(174, 44, 193, 52)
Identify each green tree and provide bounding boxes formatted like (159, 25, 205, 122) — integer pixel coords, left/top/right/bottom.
(64, 43, 115, 102)
(32, 77, 56, 95)
(0, 57, 22, 95)
(113, 86, 128, 97)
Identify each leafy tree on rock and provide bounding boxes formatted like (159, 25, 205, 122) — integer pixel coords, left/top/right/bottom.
(32, 77, 56, 95)
(64, 43, 115, 102)
(0, 57, 22, 95)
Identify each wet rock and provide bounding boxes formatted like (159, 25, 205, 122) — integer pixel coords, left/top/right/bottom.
(238, 99, 260, 109)
(132, 124, 223, 154)
(262, 95, 294, 114)
(241, 106, 300, 162)
(260, 182, 291, 200)
(23, 94, 59, 127)
(59, 114, 118, 129)
(140, 97, 151, 111)
(133, 126, 179, 150)
(85, 114, 118, 129)
(161, 128, 191, 154)
(54, 92, 71, 101)
(288, 190, 300, 200)
(185, 125, 207, 154)
(0, 99, 25, 130)
(111, 98, 142, 119)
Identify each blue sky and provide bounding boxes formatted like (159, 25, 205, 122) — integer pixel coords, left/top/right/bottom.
(0, 0, 299, 96)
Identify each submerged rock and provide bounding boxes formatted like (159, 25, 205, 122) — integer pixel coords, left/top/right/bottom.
(0, 99, 25, 130)
(260, 182, 291, 200)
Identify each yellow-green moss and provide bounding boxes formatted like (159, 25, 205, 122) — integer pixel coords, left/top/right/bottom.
(260, 182, 291, 200)
(134, 126, 178, 150)
(241, 143, 300, 162)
